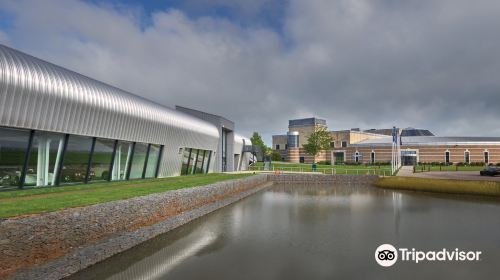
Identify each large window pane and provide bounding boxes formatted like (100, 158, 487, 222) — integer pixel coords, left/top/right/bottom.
(0, 127, 30, 190)
(130, 143, 148, 179)
(189, 149, 198, 175)
(90, 138, 115, 181)
(145, 144, 161, 178)
(112, 141, 133, 181)
(60, 135, 93, 184)
(181, 148, 191, 175)
(26, 132, 65, 187)
(222, 130, 227, 171)
(195, 150, 205, 174)
(203, 151, 211, 173)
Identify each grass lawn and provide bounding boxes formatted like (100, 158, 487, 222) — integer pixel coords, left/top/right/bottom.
(251, 162, 392, 175)
(0, 173, 252, 218)
(414, 165, 488, 172)
(376, 177, 500, 197)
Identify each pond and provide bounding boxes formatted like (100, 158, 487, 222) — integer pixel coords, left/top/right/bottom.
(68, 183, 500, 279)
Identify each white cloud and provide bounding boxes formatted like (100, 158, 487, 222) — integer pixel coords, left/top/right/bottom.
(0, 30, 9, 44)
(1, 0, 500, 144)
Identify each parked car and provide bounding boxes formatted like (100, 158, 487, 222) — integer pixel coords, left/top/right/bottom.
(480, 167, 500, 176)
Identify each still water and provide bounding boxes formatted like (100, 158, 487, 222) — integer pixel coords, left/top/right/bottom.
(68, 183, 500, 280)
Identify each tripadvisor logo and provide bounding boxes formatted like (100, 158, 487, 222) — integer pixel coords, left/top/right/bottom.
(375, 244, 482, 267)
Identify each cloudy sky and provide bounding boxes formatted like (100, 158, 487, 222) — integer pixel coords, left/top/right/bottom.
(1, 0, 499, 144)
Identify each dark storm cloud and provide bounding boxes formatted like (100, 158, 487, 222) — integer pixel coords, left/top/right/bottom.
(0, 0, 499, 144)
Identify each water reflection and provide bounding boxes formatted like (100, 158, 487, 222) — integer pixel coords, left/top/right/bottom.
(68, 183, 500, 280)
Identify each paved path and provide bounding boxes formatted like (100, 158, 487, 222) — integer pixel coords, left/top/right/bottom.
(396, 166, 414, 177)
(399, 169, 500, 181)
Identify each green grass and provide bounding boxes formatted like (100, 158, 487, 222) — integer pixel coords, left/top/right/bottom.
(413, 165, 488, 172)
(0, 173, 252, 218)
(251, 162, 392, 175)
(376, 177, 500, 197)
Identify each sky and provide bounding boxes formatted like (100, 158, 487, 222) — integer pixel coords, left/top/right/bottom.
(0, 0, 500, 145)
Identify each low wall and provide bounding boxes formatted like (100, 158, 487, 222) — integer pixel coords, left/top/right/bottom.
(1, 174, 270, 280)
(267, 174, 379, 185)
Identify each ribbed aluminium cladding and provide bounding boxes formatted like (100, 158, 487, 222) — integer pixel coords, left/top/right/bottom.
(0, 44, 219, 177)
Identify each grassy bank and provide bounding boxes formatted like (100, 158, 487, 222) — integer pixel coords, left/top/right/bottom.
(376, 177, 500, 197)
(0, 173, 252, 218)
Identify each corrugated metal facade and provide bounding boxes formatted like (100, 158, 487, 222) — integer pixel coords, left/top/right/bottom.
(0, 44, 219, 177)
(233, 133, 253, 171)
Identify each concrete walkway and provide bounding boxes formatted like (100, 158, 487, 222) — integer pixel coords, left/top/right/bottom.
(396, 166, 414, 177)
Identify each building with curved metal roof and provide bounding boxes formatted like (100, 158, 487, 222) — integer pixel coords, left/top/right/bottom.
(0, 44, 253, 190)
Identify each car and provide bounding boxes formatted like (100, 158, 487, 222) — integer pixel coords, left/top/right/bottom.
(480, 167, 500, 176)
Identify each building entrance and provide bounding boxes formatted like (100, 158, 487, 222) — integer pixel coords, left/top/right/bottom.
(401, 150, 418, 166)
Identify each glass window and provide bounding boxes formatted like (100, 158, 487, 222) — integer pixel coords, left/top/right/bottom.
(484, 151, 489, 164)
(445, 151, 450, 164)
(464, 151, 470, 164)
(26, 131, 65, 187)
(334, 152, 345, 164)
(112, 141, 133, 181)
(0, 127, 30, 190)
(275, 144, 280, 150)
(60, 135, 93, 184)
(181, 148, 191, 175)
(330, 142, 335, 148)
(287, 133, 299, 148)
(195, 150, 205, 174)
(203, 151, 211, 173)
(341, 141, 347, 148)
(130, 143, 149, 179)
(222, 130, 227, 172)
(189, 149, 198, 175)
(90, 138, 115, 182)
(371, 152, 375, 164)
(145, 144, 161, 178)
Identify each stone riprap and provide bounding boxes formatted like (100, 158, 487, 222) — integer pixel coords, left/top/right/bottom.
(1, 174, 269, 280)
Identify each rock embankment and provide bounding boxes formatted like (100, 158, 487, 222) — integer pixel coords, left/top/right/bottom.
(1, 174, 269, 280)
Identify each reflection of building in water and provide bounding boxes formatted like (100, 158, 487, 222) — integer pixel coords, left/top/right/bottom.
(106, 232, 217, 280)
(392, 192, 403, 236)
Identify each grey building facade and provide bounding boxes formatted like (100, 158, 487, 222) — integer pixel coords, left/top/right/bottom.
(0, 44, 252, 190)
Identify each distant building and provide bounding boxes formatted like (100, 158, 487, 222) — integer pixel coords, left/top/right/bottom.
(272, 118, 500, 165)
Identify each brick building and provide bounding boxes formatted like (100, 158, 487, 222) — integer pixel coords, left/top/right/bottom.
(272, 118, 500, 165)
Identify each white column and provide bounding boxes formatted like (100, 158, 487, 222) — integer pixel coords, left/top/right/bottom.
(51, 138, 64, 186)
(113, 145, 121, 180)
(37, 137, 51, 187)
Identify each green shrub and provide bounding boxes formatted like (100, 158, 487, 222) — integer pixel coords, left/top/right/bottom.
(270, 152, 282, 161)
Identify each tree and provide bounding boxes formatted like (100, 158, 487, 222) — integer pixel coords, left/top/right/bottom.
(250, 132, 270, 160)
(303, 127, 332, 162)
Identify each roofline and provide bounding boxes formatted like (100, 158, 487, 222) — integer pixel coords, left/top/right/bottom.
(175, 105, 233, 124)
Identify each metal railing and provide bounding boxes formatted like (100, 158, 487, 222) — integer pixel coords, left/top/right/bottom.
(413, 164, 487, 173)
(248, 165, 392, 176)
